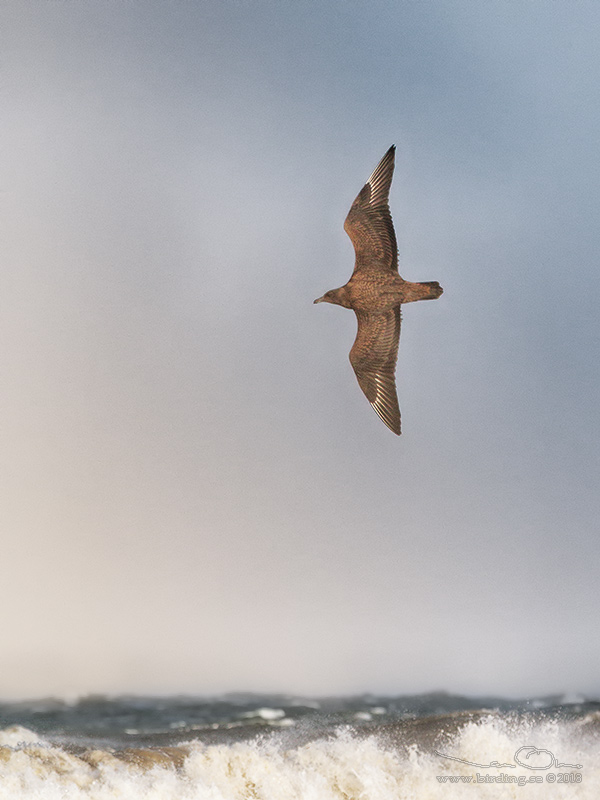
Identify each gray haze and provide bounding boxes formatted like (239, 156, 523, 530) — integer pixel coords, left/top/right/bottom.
(2, 0, 599, 699)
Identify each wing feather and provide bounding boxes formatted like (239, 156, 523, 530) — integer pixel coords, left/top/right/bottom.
(343, 145, 398, 275)
(349, 308, 402, 435)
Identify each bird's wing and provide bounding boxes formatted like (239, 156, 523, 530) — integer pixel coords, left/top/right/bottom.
(344, 145, 398, 275)
(349, 307, 401, 435)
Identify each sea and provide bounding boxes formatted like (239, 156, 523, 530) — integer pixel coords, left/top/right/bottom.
(0, 692, 598, 798)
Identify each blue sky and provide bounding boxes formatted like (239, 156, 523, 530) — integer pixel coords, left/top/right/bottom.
(2, 0, 599, 698)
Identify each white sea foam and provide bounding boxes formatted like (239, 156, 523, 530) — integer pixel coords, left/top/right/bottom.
(0, 726, 46, 747)
(0, 715, 597, 799)
(241, 708, 285, 721)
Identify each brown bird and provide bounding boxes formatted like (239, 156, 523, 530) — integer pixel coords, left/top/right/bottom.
(314, 145, 443, 435)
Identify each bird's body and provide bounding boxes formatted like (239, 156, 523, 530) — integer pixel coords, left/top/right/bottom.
(314, 145, 443, 435)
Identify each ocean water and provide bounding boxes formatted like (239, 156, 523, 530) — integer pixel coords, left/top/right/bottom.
(0, 692, 598, 798)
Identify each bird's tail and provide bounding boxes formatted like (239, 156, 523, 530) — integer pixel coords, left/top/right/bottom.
(417, 281, 443, 300)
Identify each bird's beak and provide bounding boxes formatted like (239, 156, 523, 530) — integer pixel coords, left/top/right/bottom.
(313, 295, 325, 304)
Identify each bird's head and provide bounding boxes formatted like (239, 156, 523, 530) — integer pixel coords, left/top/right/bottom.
(313, 286, 351, 308)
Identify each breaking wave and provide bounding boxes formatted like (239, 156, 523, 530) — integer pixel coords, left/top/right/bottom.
(0, 711, 598, 798)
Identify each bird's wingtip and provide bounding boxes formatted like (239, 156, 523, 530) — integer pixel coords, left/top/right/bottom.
(382, 144, 396, 164)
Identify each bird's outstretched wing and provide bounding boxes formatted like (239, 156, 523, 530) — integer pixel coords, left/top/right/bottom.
(344, 145, 398, 275)
(349, 308, 401, 435)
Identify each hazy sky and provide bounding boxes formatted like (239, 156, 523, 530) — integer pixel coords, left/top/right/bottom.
(2, 0, 599, 700)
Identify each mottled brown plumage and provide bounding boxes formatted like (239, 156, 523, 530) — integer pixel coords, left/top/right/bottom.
(314, 145, 443, 435)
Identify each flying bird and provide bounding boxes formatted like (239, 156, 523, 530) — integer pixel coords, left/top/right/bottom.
(314, 145, 443, 435)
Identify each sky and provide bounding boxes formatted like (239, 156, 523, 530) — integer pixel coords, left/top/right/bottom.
(2, 0, 599, 700)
